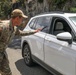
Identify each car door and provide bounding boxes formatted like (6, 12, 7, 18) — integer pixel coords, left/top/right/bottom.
(28, 16, 52, 61)
(44, 17, 76, 75)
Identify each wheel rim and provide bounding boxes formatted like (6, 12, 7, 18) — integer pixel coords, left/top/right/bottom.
(23, 46, 30, 64)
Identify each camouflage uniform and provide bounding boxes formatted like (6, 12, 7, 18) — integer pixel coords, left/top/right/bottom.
(0, 20, 35, 75)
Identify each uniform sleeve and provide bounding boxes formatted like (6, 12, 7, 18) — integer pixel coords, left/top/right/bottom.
(15, 28, 36, 36)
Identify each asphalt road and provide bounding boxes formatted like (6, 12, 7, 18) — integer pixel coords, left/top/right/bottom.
(6, 37, 53, 75)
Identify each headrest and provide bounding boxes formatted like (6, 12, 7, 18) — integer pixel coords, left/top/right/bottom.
(55, 22, 63, 30)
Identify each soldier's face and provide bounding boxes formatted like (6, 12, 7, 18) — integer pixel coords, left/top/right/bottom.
(12, 16, 23, 26)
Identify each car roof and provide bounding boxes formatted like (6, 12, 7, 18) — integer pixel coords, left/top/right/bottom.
(31, 12, 76, 19)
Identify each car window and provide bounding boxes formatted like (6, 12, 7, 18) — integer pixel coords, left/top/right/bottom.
(69, 16, 76, 26)
(29, 18, 36, 29)
(35, 16, 52, 33)
(51, 17, 72, 36)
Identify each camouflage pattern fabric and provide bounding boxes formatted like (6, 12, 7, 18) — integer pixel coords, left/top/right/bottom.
(0, 51, 12, 75)
(0, 20, 36, 75)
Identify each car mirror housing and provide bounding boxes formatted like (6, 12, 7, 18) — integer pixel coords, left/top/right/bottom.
(56, 32, 72, 44)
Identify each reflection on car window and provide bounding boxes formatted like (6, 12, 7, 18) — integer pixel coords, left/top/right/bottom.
(29, 19, 36, 29)
(35, 16, 52, 33)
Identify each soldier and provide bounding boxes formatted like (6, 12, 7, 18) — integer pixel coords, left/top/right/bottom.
(0, 9, 41, 75)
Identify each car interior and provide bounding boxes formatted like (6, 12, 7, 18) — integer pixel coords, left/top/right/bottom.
(53, 19, 71, 35)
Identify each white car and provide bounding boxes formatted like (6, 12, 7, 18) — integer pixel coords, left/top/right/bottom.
(21, 12, 76, 75)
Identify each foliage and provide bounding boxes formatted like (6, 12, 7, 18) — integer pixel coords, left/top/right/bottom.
(55, 0, 66, 5)
(47, 0, 67, 4)
(70, 7, 76, 12)
(54, 0, 67, 9)
(47, 0, 67, 11)
(38, 0, 43, 3)
(0, 0, 75, 19)
(0, 0, 12, 19)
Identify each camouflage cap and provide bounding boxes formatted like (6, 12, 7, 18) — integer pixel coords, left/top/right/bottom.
(11, 9, 28, 18)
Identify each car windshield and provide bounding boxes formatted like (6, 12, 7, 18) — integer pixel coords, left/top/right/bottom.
(69, 17, 76, 26)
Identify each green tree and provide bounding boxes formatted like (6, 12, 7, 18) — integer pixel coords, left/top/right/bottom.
(0, 0, 12, 19)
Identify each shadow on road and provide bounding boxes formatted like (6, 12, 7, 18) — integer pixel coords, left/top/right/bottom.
(15, 59, 52, 75)
(9, 37, 52, 75)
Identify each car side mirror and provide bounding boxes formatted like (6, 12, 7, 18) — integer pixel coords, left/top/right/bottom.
(56, 32, 72, 44)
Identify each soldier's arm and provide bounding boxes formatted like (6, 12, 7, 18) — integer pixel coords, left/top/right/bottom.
(15, 28, 41, 36)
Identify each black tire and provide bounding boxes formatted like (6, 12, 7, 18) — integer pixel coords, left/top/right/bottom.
(23, 44, 34, 66)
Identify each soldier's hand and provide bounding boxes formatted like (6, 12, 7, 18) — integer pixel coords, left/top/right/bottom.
(34, 28, 42, 33)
